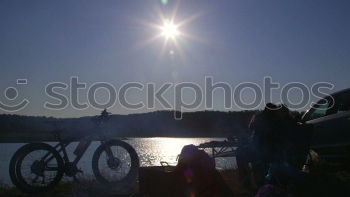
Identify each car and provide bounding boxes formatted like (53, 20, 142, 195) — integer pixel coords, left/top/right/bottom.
(302, 88, 350, 163)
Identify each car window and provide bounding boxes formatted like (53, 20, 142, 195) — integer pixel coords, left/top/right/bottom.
(308, 101, 330, 120)
(302, 96, 336, 121)
(334, 91, 350, 114)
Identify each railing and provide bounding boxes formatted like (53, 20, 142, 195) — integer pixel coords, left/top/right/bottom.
(197, 138, 238, 158)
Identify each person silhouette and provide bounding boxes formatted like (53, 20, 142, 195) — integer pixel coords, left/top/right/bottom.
(236, 103, 284, 188)
(101, 108, 110, 118)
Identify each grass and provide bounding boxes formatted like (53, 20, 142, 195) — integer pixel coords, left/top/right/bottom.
(1, 166, 350, 197)
(0, 169, 248, 197)
(0, 179, 136, 197)
(0, 182, 77, 197)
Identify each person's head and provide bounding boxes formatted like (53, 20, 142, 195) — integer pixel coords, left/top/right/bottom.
(264, 103, 279, 114)
(276, 104, 290, 119)
(264, 103, 290, 118)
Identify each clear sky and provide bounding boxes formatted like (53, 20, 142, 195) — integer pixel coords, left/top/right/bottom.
(0, 0, 349, 117)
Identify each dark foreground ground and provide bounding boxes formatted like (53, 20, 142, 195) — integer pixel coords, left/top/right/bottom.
(1, 166, 350, 197)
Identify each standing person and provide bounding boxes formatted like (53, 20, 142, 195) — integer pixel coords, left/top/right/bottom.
(254, 105, 312, 197)
(265, 106, 312, 190)
(236, 103, 281, 188)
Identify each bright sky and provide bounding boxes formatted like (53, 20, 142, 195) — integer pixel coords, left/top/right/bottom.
(0, 0, 349, 117)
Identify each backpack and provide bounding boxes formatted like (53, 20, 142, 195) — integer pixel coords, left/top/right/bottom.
(177, 144, 216, 173)
(172, 145, 233, 197)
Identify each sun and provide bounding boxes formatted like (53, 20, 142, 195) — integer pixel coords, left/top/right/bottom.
(136, 4, 202, 59)
(161, 19, 180, 40)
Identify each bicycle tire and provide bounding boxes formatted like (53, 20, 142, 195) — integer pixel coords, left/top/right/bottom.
(92, 140, 139, 184)
(9, 143, 64, 193)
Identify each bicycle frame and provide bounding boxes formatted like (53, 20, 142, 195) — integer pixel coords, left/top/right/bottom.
(40, 115, 113, 170)
(41, 140, 101, 168)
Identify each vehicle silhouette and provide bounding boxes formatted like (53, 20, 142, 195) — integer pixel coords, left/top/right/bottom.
(302, 88, 350, 163)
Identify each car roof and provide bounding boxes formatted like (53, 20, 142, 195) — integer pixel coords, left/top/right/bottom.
(330, 88, 350, 97)
(301, 88, 350, 120)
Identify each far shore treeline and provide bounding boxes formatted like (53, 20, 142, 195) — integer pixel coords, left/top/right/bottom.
(0, 110, 302, 142)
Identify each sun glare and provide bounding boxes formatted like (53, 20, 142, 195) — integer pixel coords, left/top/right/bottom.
(136, 3, 202, 61)
(161, 19, 180, 39)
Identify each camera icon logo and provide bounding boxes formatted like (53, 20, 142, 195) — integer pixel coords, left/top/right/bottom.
(0, 79, 29, 112)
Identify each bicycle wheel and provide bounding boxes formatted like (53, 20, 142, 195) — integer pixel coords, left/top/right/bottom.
(9, 143, 64, 193)
(92, 140, 139, 184)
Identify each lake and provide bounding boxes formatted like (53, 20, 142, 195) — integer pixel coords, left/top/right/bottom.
(0, 138, 236, 186)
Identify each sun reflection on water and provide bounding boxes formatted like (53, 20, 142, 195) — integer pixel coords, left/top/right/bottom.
(133, 137, 218, 166)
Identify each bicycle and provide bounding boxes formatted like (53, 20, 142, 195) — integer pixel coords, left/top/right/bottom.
(9, 110, 139, 193)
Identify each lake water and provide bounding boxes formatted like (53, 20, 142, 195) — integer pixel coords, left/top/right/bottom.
(0, 138, 236, 186)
